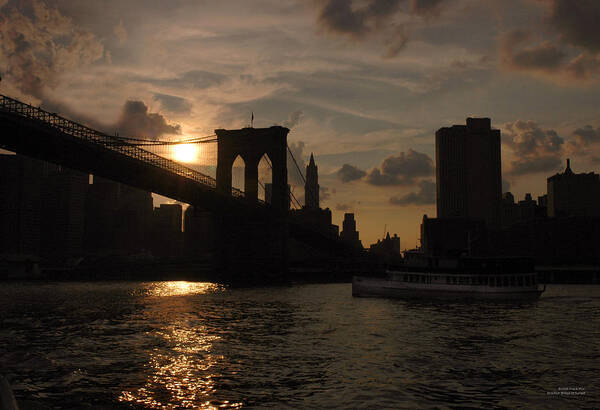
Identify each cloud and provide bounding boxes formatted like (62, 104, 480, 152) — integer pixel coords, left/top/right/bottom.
(283, 110, 304, 129)
(389, 179, 435, 205)
(320, 186, 331, 203)
(503, 120, 564, 175)
(500, 1, 600, 82)
(547, 0, 600, 53)
(335, 203, 352, 211)
(502, 178, 511, 193)
(116, 100, 181, 138)
(572, 125, 600, 145)
(314, 0, 448, 56)
(287, 140, 307, 186)
(365, 149, 433, 185)
(317, 0, 402, 38)
(337, 163, 367, 182)
(136, 70, 226, 90)
(567, 124, 600, 156)
(153, 93, 192, 114)
(411, 0, 445, 16)
(500, 30, 566, 73)
(0, 0, 105, 100)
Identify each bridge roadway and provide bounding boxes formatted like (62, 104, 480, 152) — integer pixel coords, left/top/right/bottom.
(0, 95, 349, 257)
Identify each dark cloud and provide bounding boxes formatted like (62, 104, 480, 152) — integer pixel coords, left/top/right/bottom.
(337, 163, 367, 182)
(501, 2, 600, 82)
(511, 43, 566, 71)
(317, 0, 403, 37)
(389, 180, 435, 205)
(315, 0, 448, 56)
(503, 120, 564, 175)
(153, 93, 192, 114)
(548, 0, 600, 53)
(500, 30, 566, 72)
(365, 149, 433, 185)
(502, 178, 511, 193)
(283, 110, 304, 129)
(0, 0, 105, 100)
(335, 203, 352, 211)
(411, 0, 445, 16)
(573, 125, 600, 145)
(510, 155, 562, 176)
(116, 100, 181, 138)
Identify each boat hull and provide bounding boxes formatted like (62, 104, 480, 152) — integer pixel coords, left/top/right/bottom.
(352, 276, 544, 300)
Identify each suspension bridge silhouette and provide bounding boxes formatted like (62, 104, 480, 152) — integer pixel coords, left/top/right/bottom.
(0, 94, 351, 283)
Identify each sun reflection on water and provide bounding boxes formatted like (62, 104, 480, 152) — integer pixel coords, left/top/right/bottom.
(119, 282, 241, 409)
(142, 281, 226, 297)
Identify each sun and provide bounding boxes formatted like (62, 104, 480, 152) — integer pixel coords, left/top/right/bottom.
(173, 143, 198, 163)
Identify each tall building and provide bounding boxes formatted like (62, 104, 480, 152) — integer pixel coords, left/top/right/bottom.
(84, 177, 153, 254)
(184, 206, 215, 255)
(340, 213, 362, 249)
(436, 118, 502, 228)
(150, 204, 183, 257)
(41, 165, 88, 261)
(547, 159, 600, 217)
(305, 153, 319, 209)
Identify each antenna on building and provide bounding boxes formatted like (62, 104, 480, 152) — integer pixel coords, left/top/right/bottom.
(251, 111, 254, 128)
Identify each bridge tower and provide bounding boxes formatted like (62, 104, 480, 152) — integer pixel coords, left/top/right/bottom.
(214, 126, 290, 285)
(216, 126, 289, 210)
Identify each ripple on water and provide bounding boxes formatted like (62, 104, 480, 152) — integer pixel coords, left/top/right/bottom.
(0, 283, 598, 408)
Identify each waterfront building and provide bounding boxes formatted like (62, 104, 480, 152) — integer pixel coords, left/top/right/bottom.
(369, 233, 401, 259)
(0, 154, 45, 256)
(547, 159, 600, 217)
(436, 118, 502, 228)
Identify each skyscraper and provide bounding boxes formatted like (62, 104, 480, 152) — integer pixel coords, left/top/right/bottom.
(305, 153, 319, 209)
(435, 118, 502, 228)
(340, 213, 362, 249)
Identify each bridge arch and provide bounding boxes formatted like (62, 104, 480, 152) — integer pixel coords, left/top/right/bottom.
(258, 153, 273, 203)
(231, 154, 246, 195)
(215, 127, 289, 211)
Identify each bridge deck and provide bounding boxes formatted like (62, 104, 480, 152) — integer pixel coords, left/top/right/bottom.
(0, 94, 269, 214)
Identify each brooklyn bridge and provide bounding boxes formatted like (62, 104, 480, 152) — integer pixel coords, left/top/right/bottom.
(0, 94, 354, 284)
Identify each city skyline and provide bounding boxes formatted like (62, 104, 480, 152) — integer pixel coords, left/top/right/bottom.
(2, 0, 600, 246)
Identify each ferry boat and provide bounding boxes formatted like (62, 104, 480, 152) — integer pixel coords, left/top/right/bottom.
(352, 256, 545, 300)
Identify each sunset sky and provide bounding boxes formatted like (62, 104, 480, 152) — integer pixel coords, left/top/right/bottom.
(2, 0, 600, 247)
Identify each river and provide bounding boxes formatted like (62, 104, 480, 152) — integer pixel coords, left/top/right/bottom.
(0, 282, 598, 409)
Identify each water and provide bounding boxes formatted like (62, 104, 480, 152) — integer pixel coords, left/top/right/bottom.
(0, 282, 598, 409)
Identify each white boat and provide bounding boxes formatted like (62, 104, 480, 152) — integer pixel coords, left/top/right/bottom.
(352, 256, 545, 300)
